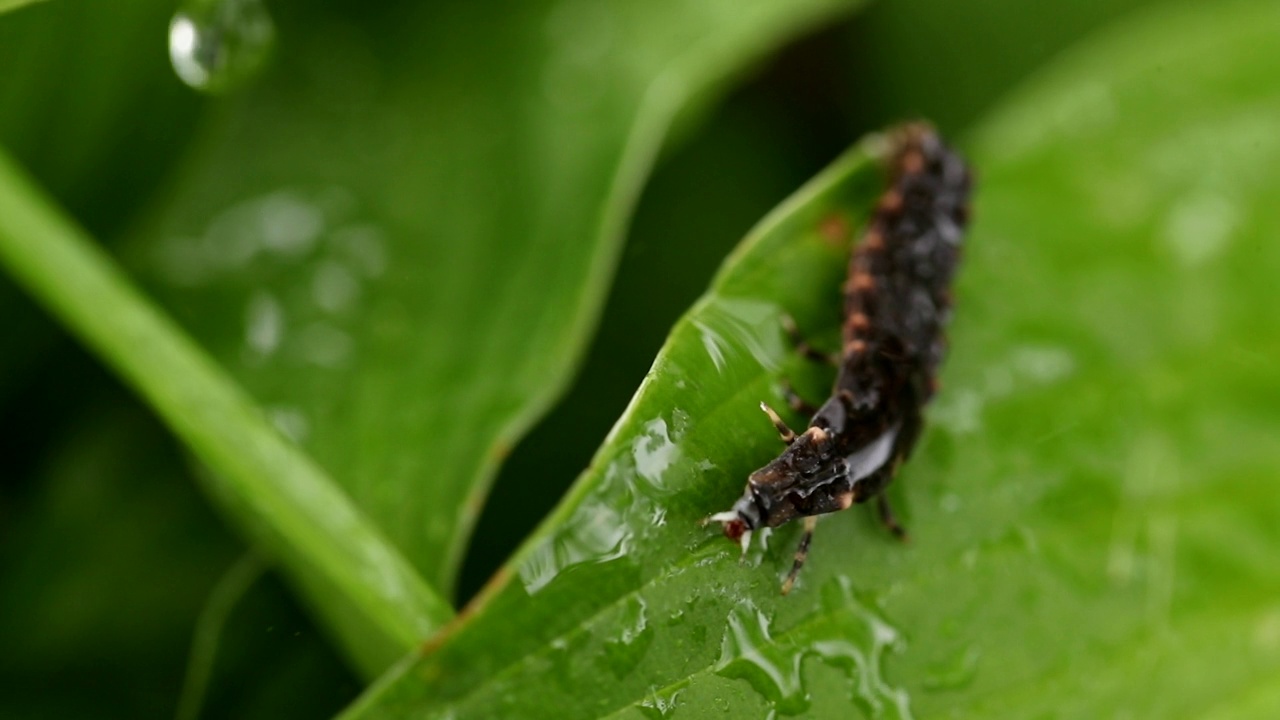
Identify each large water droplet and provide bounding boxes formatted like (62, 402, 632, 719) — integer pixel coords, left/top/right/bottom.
(603, 596, 654, 678)
(812, 577, 914, 719)
(516, 466, 635, 594)
(715, 602, 810, 716)
(637, 685, 683, 719)
(169, 0, 275, 93)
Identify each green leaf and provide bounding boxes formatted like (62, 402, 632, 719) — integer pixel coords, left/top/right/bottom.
(0, 149, 452, 672)
(131, 0, 862, 605)
(345, 0, 1280, 716)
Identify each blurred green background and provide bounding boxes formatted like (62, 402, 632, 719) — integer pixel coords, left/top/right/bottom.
(3, 0, 1267, 717)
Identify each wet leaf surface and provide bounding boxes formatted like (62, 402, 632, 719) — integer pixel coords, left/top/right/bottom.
(347, 1, 1280, 715)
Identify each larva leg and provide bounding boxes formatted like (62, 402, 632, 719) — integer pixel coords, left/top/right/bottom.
(781, 516, 819, 595)
(876, 495, 909, 542)
(779, 379, 819, 416)
(781, 314, 839, 366)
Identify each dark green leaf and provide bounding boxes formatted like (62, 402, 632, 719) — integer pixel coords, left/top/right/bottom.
(0, 402, 357, 718)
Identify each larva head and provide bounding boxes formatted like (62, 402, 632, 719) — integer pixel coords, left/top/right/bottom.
(707, 490, 763, 555)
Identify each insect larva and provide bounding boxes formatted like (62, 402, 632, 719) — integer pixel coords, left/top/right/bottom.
(707, 123, 973, 593)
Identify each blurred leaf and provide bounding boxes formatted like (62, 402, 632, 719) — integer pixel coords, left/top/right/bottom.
(0, 149, 452, 672)
(345, 0, 1280, 716)
(130, 0, 862, 605)
(0, 0, 200, 399)
(842, 0, 1168, 133)
(0, 0, 48, 15)
(0, 401, 357, 719)
(0, 404, 237, 717)
(0, 0, 198, 232)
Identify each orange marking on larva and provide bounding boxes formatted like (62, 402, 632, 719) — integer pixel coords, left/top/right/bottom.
(845, 261, 874, 291)
(844, 339, 868, 356)
(807, 426, 830, 443)
(849, 312, 870, 332)
(901, 150, 925, 175)
(877, 191, 902, 215)
(837, 493, 854, 510)
(862, 229, 886, 251)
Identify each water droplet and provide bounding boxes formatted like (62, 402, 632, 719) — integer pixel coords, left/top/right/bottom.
(156, 190, 332, 285)
(169, 0, 275, 93)
(1008, 345, 1076, 386)
(517, 467, 634, 594)
(939, 492, 961, 513)
(245, 291, 284, 357)
(929, 388, 983, 435)
(1253, 607, 1280, 651)
(257, 192, 324, 257)
(811, 577, 914, 719)
(692, 319, 730, 372)
(331, 224, 388, 278)
(295, 322, 353, 368)
(1163, 191, 1236, 266)
(923, 643, 981, 692)
(312, 260, 360, 314)
(602, 596, 654, 678)
(633, 417, 682, 494)
(636, 685, 682, 719)
(696, 299, 790, 375)
(715, 602, 810, 715)
(265, 404, 309, 443)
(712, 696, 730, 712)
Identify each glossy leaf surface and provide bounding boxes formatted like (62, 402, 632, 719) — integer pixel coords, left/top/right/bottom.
(348, 1, 1280, 716)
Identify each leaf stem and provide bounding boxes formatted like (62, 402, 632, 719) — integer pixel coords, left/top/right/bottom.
(0, 147, 452, 663)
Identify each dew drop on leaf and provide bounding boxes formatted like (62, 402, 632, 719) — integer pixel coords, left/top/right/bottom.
(168, 0, 275, 93)
(637, 685, 683, 720)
